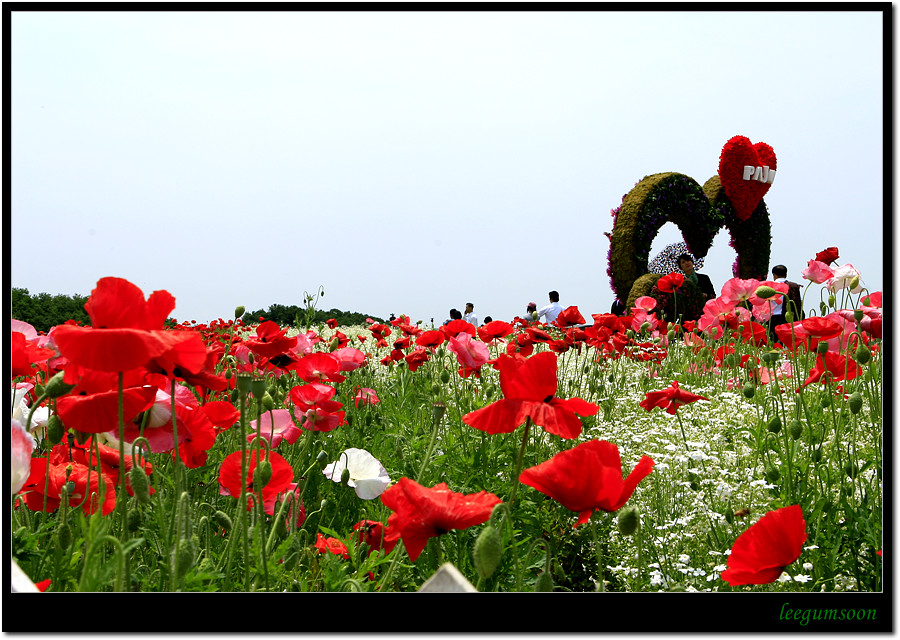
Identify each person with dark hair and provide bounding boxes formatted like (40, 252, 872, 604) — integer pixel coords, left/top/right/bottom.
(537, 291, 563, 324)
(610, 298, 627, 316)
(482, 316, 493, 325)
(444, 308, 462, 325)
(525, 301, 537, 320)
(769, 264, 804, 341)
(463, 302, 478, 326)
(677, 254, 715, 301)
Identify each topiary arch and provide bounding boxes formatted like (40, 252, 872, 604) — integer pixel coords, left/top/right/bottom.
(606, 171, 772, 315)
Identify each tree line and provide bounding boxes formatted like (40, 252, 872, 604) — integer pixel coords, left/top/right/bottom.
(12, 287, 383, 334)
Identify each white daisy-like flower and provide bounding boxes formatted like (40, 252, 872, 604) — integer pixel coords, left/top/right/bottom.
(322, 447, 391, 499)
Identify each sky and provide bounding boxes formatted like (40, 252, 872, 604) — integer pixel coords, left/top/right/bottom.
(10, 9, 886, 328)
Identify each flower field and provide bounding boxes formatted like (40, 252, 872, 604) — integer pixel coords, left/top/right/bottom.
(10, 251, 883, 610)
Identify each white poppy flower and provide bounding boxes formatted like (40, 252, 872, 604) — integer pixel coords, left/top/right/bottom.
(322, 447, 390, 500)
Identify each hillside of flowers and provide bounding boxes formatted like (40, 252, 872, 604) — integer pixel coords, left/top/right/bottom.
(10, 247, 882, 594)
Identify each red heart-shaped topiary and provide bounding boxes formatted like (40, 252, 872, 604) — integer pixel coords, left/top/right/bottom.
(718, 135, 777, 221)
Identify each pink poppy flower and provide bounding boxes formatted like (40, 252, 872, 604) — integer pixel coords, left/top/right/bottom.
(249, 409, 302, 448)
(630, 309, 659, 333)
(447, 332, 490, 374)
(719, 278, 761, 306)
(354, 387, 380, 408)
(633, 296, 657, 312)
(801, 259, 834, 284)
(332, 347, 367, 372)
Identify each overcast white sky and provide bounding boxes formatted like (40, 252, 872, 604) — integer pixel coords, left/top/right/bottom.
(10, 9, 885, 327)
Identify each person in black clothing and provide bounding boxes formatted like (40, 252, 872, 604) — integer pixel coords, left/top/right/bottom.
(769, 264, 804, 342)
(677, 253, 716, 301)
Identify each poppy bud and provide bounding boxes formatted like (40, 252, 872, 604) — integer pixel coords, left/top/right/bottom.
(617, 506, 640, 536)
(848, 392, 863, 415)
(234, 306, 245, 319)
(127, 509, 142, 532)
(57, 522, 72, 551)
(224, 368, 233, 380)
(754, 285, 778, 299)
(261, 393, 276, 411)
(766, 415, 782, 434)
(724, 509, 734, 524)
(532, 311, 538, 321)
(45, 415, 65, 445)
(130, 465, 152, 506)
(667, 329, 676, 342)
(855, 344, 871, 365)
(327, 337, 340, 352)
(765, 464, 780, 483)
(440, 370, 450, 384)
(820, 396, 831, 409)
(174, 538, 196, 578)
(229, 388, 239, 403)
(844, 462, 858, 479)
(214, 510, 233, 532)
(790, 421, 803, 440)
(785, 311, 794, 323)
(340, 467, 351, 486)
(761, 351, 779, 365)
(43, 371, 76, 399)
(724, 354, 739, 368)
(65, 480, 76, 496)
(534, 570, 554, 592)
(849, 275, 860, 291)
(640, 322, 651, 335)
(248, 352, 255, 364)
(316, 450, 329, 469)
(742, 383, 756, 399)
(828, 294, 836, 308)
(253, 463, 272, 495)
(472, 524, 502, 579)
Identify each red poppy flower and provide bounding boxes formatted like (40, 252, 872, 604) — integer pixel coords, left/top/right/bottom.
(11, 332, 57, 379)
(352, 519, 396, 554)
(326, 318, 339, 329)
(218, 449, 294, 512)
(462, 351, 599, 439)
(736, 320, 769, 346)
(639, 380, 709, 415)
(18, 444, 117, 515)
(554, 306, 586, 329)
(721, 505, 807, 586)
(799, 317, 844, 341)
(416, 330, 446, 349)
(519, 439, 654, 527)
(200, 400, 241, 433)
(477, 320, 514, 344)
(404, 347, 431, 372)
(657, 272, 685, 293)
(293, 352, 346, 384)
(440, 319, 476, 340)
(814, 247, 840, 266)
(314, 533, 350, 559)
(56, 373, 157, 435)
(801, 351, 862, 388)
(243, 321, 298, 359)
(380, 478, 502, 561)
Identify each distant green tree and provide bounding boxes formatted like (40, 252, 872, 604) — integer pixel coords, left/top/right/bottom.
(11, 287, 91, 333)
(242, 304, 383, 329)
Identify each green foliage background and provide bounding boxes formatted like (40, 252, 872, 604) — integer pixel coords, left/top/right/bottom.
(11, 288, 91, 333)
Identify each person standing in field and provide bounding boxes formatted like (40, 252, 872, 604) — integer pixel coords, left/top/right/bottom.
(677, 253, 716, 301)
(769, 264, 804, 342)
(537, 291, 563, 324)
(463, 302, 478, 326)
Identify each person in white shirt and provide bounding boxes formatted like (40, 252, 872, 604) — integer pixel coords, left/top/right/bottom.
(463, 302, 478, 326)
(537, 291, 563, 324)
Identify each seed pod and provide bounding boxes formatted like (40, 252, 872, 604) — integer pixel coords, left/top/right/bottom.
(761, 351, 779, 365)
(45, 415, 65, 445)
(790, 421, 803, 440)
(472, 524, 502, 579)
(742, 383, 756, 399)
(214, 510, 233, 532)
(534, 570, 554, 592)
(766, 415, 782, 434)
(617, 506, 640, 536)
(130, 465, 152, 506)
(251, 378, 267, 398)
(848, 392, 863, 414)
(855, 344, 871, 365)
(57, 522, 72, 551)
(816, 341, 830, 355)
(853, 308, 865, 323)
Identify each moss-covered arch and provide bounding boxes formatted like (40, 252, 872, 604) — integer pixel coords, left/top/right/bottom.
(607, 172, 772, 308)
